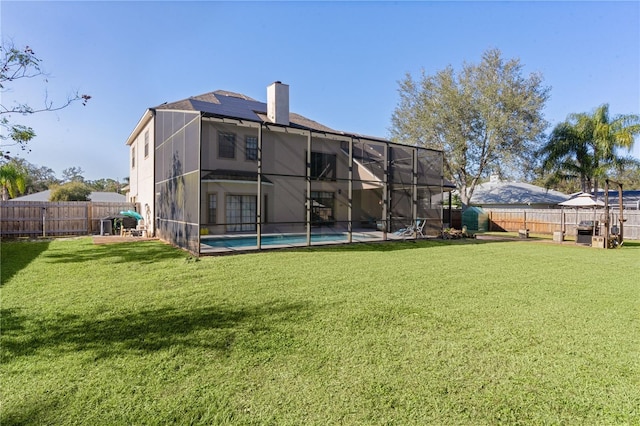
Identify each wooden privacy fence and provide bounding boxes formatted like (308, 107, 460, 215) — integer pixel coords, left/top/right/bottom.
(486, 208, 640, 240)
(1, 201, 137, 238)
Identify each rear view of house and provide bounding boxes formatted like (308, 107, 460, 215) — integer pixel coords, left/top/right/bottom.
(126, 82, 447, 254)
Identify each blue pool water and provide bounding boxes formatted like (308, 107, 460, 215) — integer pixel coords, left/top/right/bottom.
(203, 233, 371, 249)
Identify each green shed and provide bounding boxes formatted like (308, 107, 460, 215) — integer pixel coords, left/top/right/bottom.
(462, 206, 489, 231)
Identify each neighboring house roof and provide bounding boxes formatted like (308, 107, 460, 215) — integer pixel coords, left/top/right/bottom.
(594, 190, 640, 209)
(470, 181, 570, 207)
(9, 190, 126, 202)
(89, 192, 127, 202)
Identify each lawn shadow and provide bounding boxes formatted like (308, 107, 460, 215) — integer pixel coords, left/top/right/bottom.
(620, 240, 640, 249)
(43, 240, 187, 265)
(2, 301, 313, 361)
(296, 236, 499, 254)
(1, 240, 51, 286)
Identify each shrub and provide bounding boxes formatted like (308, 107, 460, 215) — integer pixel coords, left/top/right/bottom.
(49, 181, 92, 201)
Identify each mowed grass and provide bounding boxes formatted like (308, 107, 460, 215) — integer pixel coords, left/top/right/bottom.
(1, 237, 639, 425)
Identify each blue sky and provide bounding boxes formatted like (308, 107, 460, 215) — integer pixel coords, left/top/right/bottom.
(2, 1, 639, 181)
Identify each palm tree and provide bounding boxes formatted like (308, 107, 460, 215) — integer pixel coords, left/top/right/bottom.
(540, 104, 640, 195)
(0, 162, 27, 200)
(539, 121, 594, 193)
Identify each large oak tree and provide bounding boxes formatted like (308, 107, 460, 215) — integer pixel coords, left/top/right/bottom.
(390, 49, 549, 205)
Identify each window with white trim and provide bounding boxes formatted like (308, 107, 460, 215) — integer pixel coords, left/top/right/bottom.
(144, 131, 149, 158)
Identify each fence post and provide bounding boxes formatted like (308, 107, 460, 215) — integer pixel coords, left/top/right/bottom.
(42, 206, 46, 237)
(87, 203, 93, 235)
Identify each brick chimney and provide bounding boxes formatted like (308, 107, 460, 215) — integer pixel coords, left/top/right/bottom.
(267, 81, 289, 125)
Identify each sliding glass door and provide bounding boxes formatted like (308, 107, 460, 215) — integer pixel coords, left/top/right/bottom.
(226, 195, 257, 232)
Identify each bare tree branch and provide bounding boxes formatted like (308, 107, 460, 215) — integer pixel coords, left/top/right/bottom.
(0, 39, 91, 158)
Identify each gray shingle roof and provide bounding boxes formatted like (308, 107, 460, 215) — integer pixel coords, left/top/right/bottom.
(9, 190, 126, 202)
(155, 90, 338, 133)
(470, 181, 570, 206)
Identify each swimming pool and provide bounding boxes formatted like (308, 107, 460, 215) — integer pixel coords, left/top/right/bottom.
(202, 232, 376, 249)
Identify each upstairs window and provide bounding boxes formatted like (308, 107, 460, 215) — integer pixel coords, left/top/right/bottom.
(245, 136, 258, 161)
(131, 146, 136, 168)
(218, 132, 236, 159)
(310, 152, 337, 180)
(144, 131, 149, 158)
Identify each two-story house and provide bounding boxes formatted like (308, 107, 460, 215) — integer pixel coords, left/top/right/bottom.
(126, 82, 447, 254)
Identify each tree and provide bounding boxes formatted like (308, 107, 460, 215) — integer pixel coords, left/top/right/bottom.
(0, 39, 90, 158)
(539, 104, 640, 195)
(87, 178, 123, 193)
(606, 161, 640, 190)
(0, 162, 27, 200)
(4, 157, 59, 194)
(538, 122, 594, 194)
(61, 166, 85, 183)
(390, 49, 550, 205)
(49, 181, 91, 201)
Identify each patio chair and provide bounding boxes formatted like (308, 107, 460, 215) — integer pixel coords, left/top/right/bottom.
(394, 220, 420, 237)
(135, 219, 148, 237)
(401, 219, 426, 237)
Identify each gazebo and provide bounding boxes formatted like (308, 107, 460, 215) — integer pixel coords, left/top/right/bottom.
(558, 193, 604, 246)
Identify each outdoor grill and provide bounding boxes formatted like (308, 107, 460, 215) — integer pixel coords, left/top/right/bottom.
(100, 215, 137, 236)
(576, 220, 598, 245)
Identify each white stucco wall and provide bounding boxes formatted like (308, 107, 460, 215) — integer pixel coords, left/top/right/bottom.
(127, 112, 155, 234)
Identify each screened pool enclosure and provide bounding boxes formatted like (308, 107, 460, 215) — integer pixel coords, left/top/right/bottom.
(153, 110, 447, 255)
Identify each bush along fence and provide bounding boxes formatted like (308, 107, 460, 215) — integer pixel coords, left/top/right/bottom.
(485, 208, 640, 240)
(0, 201, 137, 238)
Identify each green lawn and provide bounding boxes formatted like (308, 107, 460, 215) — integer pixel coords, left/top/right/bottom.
(2, 237, 639, 425)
